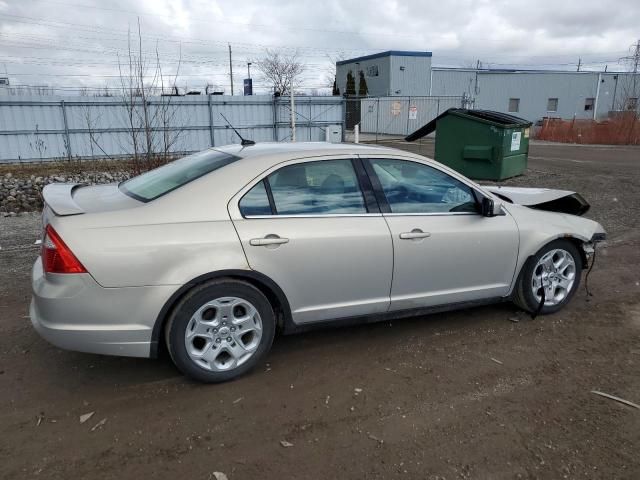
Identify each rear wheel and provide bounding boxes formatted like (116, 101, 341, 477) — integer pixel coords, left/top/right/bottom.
(165, 279, 275, 382)
(513, 239, 582, 315)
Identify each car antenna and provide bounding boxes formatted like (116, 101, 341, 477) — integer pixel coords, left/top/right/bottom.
(219, 113, 255, 146)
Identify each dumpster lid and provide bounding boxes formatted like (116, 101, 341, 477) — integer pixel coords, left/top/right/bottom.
(405, 108, 532, 142)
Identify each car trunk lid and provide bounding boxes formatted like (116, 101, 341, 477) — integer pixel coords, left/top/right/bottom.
(42, 183, 142, 216)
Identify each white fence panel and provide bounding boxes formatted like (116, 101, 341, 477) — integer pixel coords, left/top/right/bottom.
(359, 96, 463, 136)
(0, 95, 344, 163)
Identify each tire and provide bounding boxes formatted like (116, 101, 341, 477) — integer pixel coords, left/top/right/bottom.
(513, 239, 583, 315)
(165, 279, 276, 383)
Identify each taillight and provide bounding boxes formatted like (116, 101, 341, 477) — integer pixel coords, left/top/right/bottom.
(42, 224, 87, 274)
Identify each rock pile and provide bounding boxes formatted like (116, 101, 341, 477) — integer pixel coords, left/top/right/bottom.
(1, 170, 131, 216)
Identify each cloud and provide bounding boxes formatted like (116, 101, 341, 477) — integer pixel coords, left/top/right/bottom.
(0, 0, 637, 94)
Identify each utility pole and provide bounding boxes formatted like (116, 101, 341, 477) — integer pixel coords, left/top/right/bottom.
(228, 44, 234, 96)
(577, 58, 581, 72)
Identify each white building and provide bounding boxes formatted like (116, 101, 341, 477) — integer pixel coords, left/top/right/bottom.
(336, 51, 640, 122)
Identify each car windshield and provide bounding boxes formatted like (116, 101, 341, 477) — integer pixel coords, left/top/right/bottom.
(119, 149, 240, 202)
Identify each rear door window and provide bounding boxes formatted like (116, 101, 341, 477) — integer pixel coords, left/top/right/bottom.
(267, 159, 367, 215)
(239, 181, 272, 216)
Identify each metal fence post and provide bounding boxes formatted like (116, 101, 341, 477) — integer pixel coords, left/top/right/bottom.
(341, 97, 346, 142)
(405, 96, 411, 136)
(375, 98, 380, 143)
(207, 94, 215, 147)
(60, 100, 72, 160)
(309, 101, 312, 141)
(272, 95, 278, 141)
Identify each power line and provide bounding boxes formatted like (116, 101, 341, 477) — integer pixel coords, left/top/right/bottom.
(0, 13, 381, 55)
(18, 0, 430, 39)
(1, 12, 630, 61)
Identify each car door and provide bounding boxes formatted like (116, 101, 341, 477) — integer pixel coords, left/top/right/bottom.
(228, 157, 393, 324)
(362, 156, 519, 311)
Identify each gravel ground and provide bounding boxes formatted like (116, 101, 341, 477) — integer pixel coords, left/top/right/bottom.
(1, 141, 639, 480)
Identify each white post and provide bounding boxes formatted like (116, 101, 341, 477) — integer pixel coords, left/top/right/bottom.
(290, 79, 296, 142)
(354, 123, 359, 144)
(593, 73, 602, 121)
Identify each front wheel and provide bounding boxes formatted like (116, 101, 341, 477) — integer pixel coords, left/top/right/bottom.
(513, 239, 583, 315)
(165, 279, 276, 383)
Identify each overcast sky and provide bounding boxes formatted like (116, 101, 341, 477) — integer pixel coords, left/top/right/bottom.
(0, 0, 638, 94)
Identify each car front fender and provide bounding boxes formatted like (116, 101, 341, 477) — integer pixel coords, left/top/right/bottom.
(504, 203, 606, 293)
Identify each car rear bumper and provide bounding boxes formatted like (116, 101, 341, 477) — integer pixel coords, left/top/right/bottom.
(30, 257, 176, 358)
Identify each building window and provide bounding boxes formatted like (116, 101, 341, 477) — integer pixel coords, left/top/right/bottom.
(626, 97, 638, 111)
(584, 98, 595, 111)
(508, 98, 520, 113)
(366, 65, 379, 77)
(547, 98, 558, 112)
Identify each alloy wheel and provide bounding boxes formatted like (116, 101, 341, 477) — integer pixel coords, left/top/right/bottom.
(184, 296, 263, 371)
(531, 248, 577, 306)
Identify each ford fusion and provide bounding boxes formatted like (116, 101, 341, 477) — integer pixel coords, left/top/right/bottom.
(31, 142, 605, 382)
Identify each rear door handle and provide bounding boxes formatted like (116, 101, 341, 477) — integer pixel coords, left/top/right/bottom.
(399, 229, 431, 240)
(249, 235, 289, 246)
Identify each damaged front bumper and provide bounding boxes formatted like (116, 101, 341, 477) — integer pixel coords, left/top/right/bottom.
(582, 232, 607, 266)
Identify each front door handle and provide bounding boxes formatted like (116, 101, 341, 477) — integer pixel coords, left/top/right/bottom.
(399, 229, 431, 240)
(249, 234, 289, 246)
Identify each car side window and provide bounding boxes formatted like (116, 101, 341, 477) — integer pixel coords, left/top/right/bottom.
(368, 158, 478, 214)
(239, 180, 272, 216)
(267, 159, 367, 215)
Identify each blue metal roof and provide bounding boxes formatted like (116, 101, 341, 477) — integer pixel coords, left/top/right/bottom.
(336, 50, 432, 66)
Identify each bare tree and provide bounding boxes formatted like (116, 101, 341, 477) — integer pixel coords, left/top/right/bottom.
(324, 53, 346, 95)
(156, 44, 185, 161)
(117, 27, 142, 172)
(613, 41, 640, 114)
(255, 49, 305, 95)
(116, 19, 185, 173)
(81, 105, 112, 160)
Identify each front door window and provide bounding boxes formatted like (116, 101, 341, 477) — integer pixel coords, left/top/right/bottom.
(369, 158, 477, 214)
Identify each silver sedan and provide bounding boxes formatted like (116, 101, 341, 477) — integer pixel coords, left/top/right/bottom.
(31, 142, 606, 382)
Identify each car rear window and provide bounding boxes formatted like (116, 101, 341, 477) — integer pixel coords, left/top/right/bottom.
(119, 149, 240, 202)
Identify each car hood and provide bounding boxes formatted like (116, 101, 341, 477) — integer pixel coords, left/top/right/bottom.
(484, 186, 590, 216)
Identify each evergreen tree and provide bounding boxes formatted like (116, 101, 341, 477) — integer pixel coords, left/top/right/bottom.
(358, 70, 369, 96)
(332, 77, 340, 96)
(345, 70, 356, 96)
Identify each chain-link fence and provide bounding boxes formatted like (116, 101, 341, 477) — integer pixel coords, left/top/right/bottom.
(343, 96, 464, 143)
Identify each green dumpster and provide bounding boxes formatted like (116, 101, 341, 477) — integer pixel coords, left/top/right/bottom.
(405, 109, 533, 181)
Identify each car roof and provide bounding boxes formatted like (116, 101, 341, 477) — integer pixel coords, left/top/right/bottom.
(209, 141, 408, 161)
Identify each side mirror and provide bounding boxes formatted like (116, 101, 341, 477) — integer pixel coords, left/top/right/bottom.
(481, 196, 503, 217)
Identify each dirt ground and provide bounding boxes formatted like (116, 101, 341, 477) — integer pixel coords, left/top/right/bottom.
(1, 141, 639, 480)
